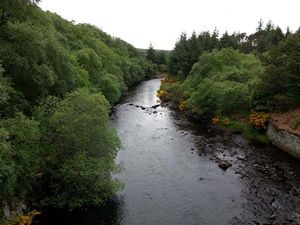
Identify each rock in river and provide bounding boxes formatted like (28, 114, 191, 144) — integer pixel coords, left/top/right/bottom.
(218, 160, 232, 170)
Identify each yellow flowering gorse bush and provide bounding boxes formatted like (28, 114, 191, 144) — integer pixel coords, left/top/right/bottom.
(9, 210, 41, 225)
(160, 77, 177, 85)
(212, 116, 230, 125)
(156, 90, 168, 99)
(212, 116, 220, 124)
(222, 117, 230, 125)
(179, 100, 186, 111)
(249, 109, 271, 130)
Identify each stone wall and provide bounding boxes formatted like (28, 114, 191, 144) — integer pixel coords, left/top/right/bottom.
(267, 123, 300, 160)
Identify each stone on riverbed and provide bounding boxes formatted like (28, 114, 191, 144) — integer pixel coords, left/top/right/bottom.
(218, 160, 232, 170)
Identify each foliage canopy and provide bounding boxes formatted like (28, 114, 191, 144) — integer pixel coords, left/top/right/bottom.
(0, 0, 155, 213)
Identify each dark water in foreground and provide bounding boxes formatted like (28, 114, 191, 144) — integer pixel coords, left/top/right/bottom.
(36, 79, 300, 225)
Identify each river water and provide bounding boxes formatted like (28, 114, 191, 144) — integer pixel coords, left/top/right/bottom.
(36, 78, 300, 225)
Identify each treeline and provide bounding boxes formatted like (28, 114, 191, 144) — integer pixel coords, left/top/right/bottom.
(158, 20, 300, 125)
(145, 43, 168, 73)
(0, 0, 156, 216)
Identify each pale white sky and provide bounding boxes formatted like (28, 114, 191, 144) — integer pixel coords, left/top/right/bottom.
(39, 0, 299, 50)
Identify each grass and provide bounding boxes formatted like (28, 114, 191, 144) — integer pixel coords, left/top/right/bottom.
(217, 108, 300, 142)
(218, 117, 270, 143)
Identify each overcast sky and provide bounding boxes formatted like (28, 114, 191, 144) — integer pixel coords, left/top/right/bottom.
(39, 0, 299, 50)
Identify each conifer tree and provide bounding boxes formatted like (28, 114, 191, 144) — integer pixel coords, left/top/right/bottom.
(146, 42, 156, 63)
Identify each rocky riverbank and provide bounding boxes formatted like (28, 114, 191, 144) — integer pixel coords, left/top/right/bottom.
(267, 122, 300, 160)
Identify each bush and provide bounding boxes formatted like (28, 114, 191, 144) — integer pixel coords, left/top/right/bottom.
(249, 109, 271, 130)
(36, 88, 124, 210)
(8, 210, 41, 225)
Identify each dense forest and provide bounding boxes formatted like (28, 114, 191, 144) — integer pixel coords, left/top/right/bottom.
(0, 0, 156, 223)
(157, 20, 300, 138)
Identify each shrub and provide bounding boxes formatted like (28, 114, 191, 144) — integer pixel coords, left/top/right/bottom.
(212, 116, 220, 124)
(160, 77, 178, 85)
(212, 116, 230, 126)
(249, 109, 271, 130)
(9, 210, 41, 225)
(179, 100, 186, 111)
(156, 90, 168, 99)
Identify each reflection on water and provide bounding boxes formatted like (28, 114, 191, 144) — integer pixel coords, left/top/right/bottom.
(36, 79, 300, 225)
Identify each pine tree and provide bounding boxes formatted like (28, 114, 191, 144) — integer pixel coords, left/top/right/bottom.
(146, 42, 156, 63)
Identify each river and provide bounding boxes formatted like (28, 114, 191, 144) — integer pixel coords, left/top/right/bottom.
(36, 78, 300, 225)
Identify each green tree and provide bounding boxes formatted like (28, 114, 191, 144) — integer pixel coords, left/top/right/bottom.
(0, 15, 80, 103)
(181, 48, 263, 117)
(219, 31, 239, 49)
(187, 31, 202, 71)
(0, 127, 16, 200)
(156, 50, 167, 65)
(168, 32, 188, 77)
(248, 19, 285, 54)
(146, 43, 156, 63)
(0, 113, 41, 200)
(37, 88, 123, 209)
(0, 63, 9, 106)
(0, 0, 40, 26)
(256, 19, 264, 32)
(97, 72, 122, 104)
(155, 50, 168, 73)
(198, 31, 212, 52)
(255, 33, 300, 111)
(0, 1, 155, 211)
(168, 31, 202, 78)
(210, 28, 220, 50)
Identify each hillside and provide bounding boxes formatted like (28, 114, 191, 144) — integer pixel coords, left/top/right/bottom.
(271, 109, 300, 136)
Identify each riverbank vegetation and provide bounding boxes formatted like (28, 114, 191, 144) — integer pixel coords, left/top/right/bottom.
(157, 20, 300, 141)
(0, 0, 156, 222)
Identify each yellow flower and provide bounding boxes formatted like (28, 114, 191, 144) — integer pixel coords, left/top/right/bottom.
(179, 100, 186, 111)
(222, 117, 230, 125)
(9, 210, 41, 225)
(212, 116, 220, 124)
(156, 90, 168, 98)
(249, 110, 271, 130)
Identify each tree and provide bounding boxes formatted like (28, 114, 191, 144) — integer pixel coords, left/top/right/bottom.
(182, 48, 263, 117)
(0, 113, 41, 200)
(37, 88, 123, 209)
(249, 20, 285, 54)
(0, 1, 155, 211)
(0, 15, 81, 103)
(187, 31, 202, 71)
(0, 63, 9, 106)
(255, 33, 300, 111)
(146, 43, 156, 63)
(167, 31, 202, 78)
(219, 31, 239, 49)
(168, 32, 186, 76)
(256, 19, 264, 32)
(156, 50, 167, 65)
(265, 20, 274, 31)
(285, 26, 291, 37)
(0, 127, 16, 200)
(198, 31, 212, 52)
(210, 28, 220, 50)
(0, 0, 41, 26)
